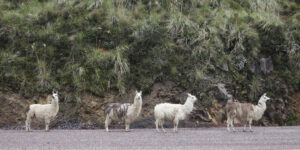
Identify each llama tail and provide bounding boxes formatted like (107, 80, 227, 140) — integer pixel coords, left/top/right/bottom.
(25, 105, 30, 114)
(25, 106, 35, 120)
(104, 104, 111, 118)
(154, 105, 162, 132)
(25, 106, 34, 131)
(154, 106, 159, 120)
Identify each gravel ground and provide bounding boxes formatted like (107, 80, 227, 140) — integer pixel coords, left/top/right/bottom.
(0, 126, 300, 150)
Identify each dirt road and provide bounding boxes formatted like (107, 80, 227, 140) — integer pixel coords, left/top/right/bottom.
(0, 126, 300, 150)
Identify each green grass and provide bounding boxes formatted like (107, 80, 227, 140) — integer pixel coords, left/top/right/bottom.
(0, 0, 299, 124)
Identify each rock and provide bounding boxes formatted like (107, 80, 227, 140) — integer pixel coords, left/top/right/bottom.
(207, 83, 233, 103)
(250, 56, 273, 74)
(221, 63, 229, 72)
(217, 83, 233, 100)
(260, 57, 273, 74)
(1, 81, 297, 129)
(235, 55, 247, 70)
(250, 62, 261, 74)
(206, 99, 226, 125)
(87, 0, 103, 10)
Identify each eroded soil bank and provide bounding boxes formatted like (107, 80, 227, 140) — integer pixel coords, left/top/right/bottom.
(0, 81, 299, 129)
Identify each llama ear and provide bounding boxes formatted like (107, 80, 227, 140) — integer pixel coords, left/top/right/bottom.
(139, 91, 142, 95)
(187, 93, 191, 97)
(135, 90, 138, 94)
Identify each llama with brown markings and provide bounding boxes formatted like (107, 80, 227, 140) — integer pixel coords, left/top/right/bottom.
(104, 91, 142, 132)
(225, 93, 270, 132)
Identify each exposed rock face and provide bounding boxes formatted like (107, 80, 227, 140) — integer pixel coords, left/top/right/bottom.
(250, 57, 274, 74)
(204, 83, 298, 126)
(217, 83, 233, 101)
(207, 99, 226, 124)
(260, 57, 274, 74)
(205, 83, 232, 125)
(0, 81, 212, 129)
(0, 83, 298, 129)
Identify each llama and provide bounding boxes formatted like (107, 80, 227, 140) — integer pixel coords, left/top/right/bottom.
(225, 93, 270, 132)
(25, 91, 59, 132)
(104, 91, 142, 132)
(154, 93, 197, 133)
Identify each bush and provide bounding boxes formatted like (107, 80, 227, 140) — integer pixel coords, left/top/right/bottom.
(0, 0, 299, 109)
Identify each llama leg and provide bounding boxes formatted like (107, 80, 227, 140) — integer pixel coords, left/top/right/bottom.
(243, 124, 247, 132)
(45, 119, 50, 132)
(231, 120, 236, 132)
(25, 116, 31, 132)
(25, 113, 32, 132)
(226, 117, 231, 132)
(105, 116, 111, 132)
(173, 118, 179, 133)
(125, 122, 130, 132)
(155, 119, 160, 132)
(249, 119, 253, 132)
(160, 120, 166, 133)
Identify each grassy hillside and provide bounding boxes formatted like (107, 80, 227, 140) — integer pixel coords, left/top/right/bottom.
(0, 0, 299, 124)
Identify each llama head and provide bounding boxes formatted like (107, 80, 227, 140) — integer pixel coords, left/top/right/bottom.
(259, 93, 270, 103)
(52, 91, 59, 101)
(187, 93, 197, 103)
(134, 90, 142, 102)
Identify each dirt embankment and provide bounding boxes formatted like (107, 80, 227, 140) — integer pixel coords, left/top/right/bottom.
(0, 81, 212, 129)
(292, 92, 300, 123)
(0, 81, 299, 129)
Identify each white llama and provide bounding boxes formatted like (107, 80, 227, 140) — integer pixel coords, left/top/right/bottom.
(25, 91, 59, 132)
(154, 93, 197, 133)
(225, 93, 270, 132)
(104, 91, 142, 132)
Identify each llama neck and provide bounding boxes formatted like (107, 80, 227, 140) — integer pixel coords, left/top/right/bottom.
(132, 98, 142, 115)
(258, 101, 266, 110)
(51, 99, 59, 113)
(253, 101, 267, 121)
(183, 99, 194, 114)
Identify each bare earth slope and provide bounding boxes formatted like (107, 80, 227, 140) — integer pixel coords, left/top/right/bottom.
(0, 126, 300, 150)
